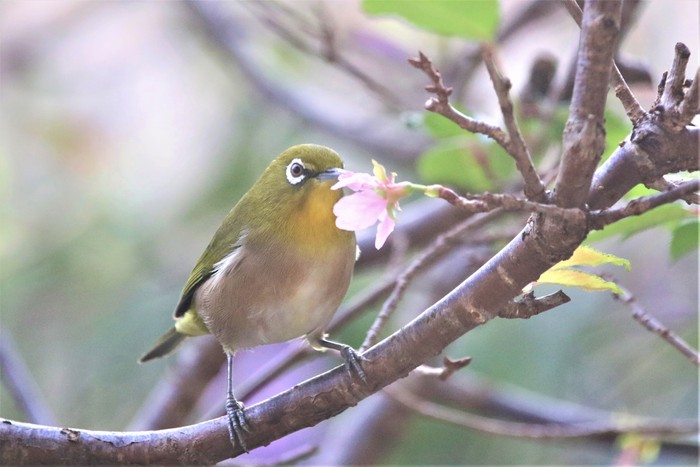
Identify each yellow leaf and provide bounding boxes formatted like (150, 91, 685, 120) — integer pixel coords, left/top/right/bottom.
(534, 269, 624, 294)
(552, 245, 631, 271)
(617, 433, 661, 464)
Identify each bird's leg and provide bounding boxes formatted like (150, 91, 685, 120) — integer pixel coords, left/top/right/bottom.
(317, 338, 367, 383)
(225, 351, 251, 453)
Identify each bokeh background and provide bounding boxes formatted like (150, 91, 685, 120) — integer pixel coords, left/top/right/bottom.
(1, 0, 697, 464)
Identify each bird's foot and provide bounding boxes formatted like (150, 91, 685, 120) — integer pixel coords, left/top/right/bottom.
(339, 344, 368, 384)
(317, 337, 368, 384)
(225, 397, 251, 453)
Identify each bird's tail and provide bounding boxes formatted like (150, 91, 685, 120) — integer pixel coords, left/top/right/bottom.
(138, 326, 187, 363)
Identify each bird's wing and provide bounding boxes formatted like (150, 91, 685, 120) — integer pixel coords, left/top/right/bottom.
(173, 216, 247, 318)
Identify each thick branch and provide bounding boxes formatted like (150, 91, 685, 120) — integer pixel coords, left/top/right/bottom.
(553, 0, 622, 208)
(561, 0, 645, 124)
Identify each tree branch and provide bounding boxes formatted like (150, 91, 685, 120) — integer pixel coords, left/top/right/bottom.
(386, 382, 698, 439)
(553, 0, 622, 208)
(561, 0, 645, 124)
(589, 179, 699, 229)
(481, 45, 547, 201)
(497, 290, 571, 319)
(614, 287, 700, 367)
(184, 0, 430, 162)
(4, 3, 697, 464)
(408, 52, 510, 148)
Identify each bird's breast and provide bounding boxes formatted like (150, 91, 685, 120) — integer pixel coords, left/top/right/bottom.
(194, 238, 354, 352)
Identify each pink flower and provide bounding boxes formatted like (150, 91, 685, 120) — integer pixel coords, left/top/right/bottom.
(332, 160, 412, 249)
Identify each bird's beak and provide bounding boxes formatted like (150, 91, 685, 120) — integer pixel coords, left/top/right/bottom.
(316, 168, 346, 183)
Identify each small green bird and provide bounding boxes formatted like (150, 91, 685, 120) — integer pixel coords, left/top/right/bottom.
(139, 144, 364, 452)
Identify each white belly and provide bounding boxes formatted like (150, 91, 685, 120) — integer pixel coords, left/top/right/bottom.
(194, 241, 354, 352)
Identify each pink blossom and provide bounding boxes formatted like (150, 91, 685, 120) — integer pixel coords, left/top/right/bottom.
(332, 160, 411, 249)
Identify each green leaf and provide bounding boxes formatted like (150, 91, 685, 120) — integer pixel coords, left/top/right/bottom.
(586, 203, 693, 243)
(418, 140, 492, 191)
(553, 245, 631, 271)
(362, 0, 499, 40)
(533, 268, 624, 294)
(423, 111, 467, 139)
(670, 220, 699, 261)
(418, 138, 514, 192)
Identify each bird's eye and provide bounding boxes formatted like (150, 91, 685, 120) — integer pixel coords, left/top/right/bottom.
(286, 158, 306, 185)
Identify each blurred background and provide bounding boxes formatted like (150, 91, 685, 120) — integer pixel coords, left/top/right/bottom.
(1, 0, 697, 464)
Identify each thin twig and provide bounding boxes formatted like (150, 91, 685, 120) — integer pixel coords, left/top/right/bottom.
(660, 43, 691, 110)
(498, 290, 571, 319)
(482, 44, 547, 202)
(385, 382, 699, 439)
(589, 179, 699, 229)
(244, 0, 403, 108)
(438, 186, 584, 222)
(614, 286, 700, 367)
(360, 211, 502, 352)
(408, 52, 511, 147)
(645, 177, 700, 205)
(414, 356, 472, 381)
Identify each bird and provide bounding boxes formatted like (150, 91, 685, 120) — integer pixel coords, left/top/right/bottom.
(139, 144, 365, 452)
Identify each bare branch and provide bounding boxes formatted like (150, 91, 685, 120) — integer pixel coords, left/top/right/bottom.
(589, 179, 699, 229)
(660, 43, 692, 110)
(408, 51, 510, 147)
(561, 0, 646, 124)
(614, 287, 700, 367)
(184, 0, 429, 161)
(653, 43, 700, 132)
(498, 291, 571, 319)
(414, 356, 473, 381)
(645, 177, 700, 205)
(482, 44, 547, 201)
(385, 383, 698, 439)
(554, 0, 622, 208)
(437, 186, 583, 221)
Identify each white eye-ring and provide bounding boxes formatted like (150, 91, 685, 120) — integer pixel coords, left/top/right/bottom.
(286, 158, 306, 185)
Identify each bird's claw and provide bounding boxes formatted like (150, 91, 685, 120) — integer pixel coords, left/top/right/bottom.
(225, 398, 250, 453)
(340, 345, 368, 384)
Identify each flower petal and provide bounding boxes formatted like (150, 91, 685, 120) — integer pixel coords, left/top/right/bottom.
(371, 159, 389, 183)
(332, 172, 379, 191)
(374, 209, 396, 249)
(333, 190, 388, 231)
